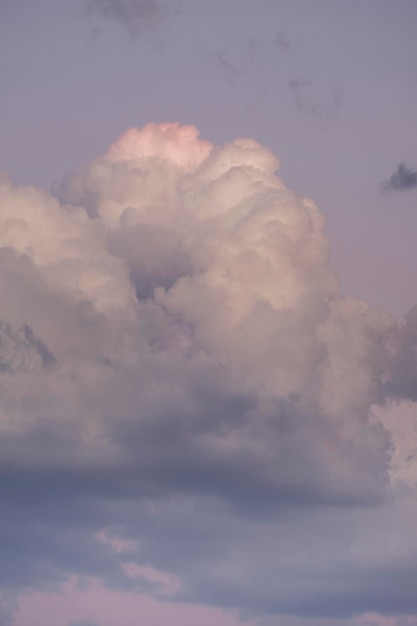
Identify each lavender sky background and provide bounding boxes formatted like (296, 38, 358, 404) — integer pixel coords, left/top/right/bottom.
(0, 1, 417, 626)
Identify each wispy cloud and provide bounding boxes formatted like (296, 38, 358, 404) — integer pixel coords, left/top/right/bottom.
(274, 29, 292, 55)
(215, 50, 243, 86)
(288, 78, 341, 120)
(381, 163, 417, 192)
(85, 0, 163, 35)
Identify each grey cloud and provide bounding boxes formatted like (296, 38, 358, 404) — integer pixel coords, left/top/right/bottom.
(0, 320, 55, 373)
(216, 50, 243, 86)
(288, 78, 341, 120)
(386, 305, 417, 401)
(274, 30, 292, 55)
(214, 30, 296, 98)
(381, 163, 417, 192)
(85, 0, 163, 34)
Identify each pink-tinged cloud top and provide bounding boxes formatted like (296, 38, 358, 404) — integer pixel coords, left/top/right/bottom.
(106, 122, 214, 172)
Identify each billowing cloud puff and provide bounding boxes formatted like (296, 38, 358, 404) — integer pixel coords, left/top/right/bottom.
(1, 123, 417, 624)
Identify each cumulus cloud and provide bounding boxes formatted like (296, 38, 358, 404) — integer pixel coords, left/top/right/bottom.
(381, 163, 417, 192)
(0, 122, 417, 624)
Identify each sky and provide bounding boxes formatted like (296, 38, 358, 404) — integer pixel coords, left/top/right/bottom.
(0, 1, 417, 626)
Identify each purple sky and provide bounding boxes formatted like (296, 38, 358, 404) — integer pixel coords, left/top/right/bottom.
(1, 2, 417, 626)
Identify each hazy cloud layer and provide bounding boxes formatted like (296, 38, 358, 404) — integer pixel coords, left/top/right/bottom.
(382, 163, 417, 192)
(0, 123, 416, 624)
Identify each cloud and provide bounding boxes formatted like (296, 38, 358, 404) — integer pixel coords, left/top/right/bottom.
(288, 78, 342, 120)
(381, 163, 417, 192)
(384, 306, 417, 402)
(216, 50, 243, 86)
(0, 123, 417, 624)
(274, 30, 292, 55)
(0, 320, 55, 373)
(85, 0, 163, 34)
